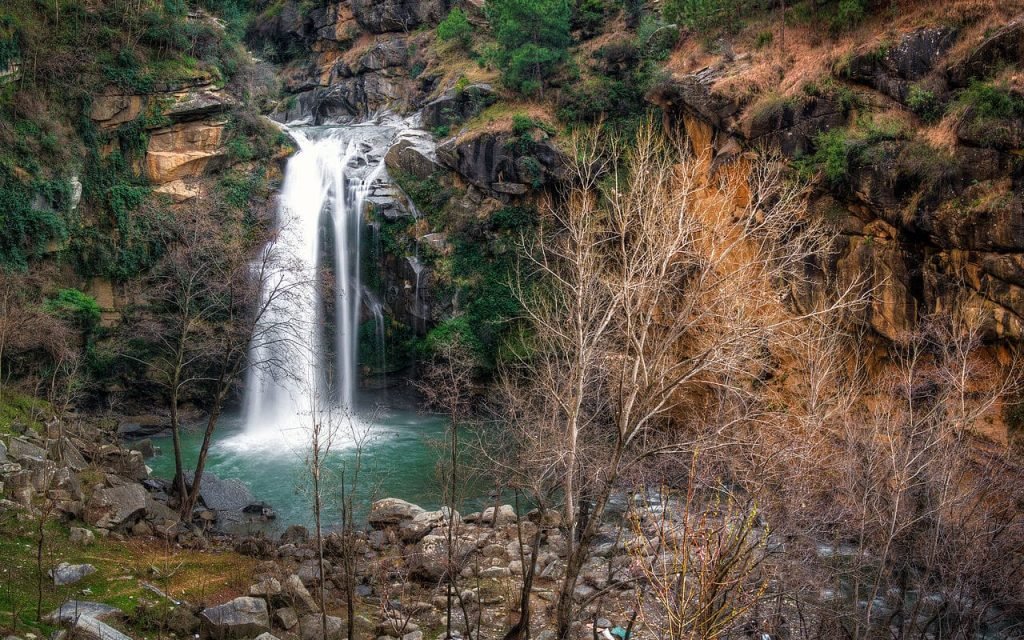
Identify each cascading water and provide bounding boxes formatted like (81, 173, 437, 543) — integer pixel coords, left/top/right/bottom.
(241, 117, 433, 443)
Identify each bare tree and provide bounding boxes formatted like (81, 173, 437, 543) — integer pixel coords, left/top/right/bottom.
(491, 120, 851, 639)
(133, 193, 305, 517)
(418, 338, 476, 639)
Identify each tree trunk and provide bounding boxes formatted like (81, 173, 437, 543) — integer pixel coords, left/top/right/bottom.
(181, 391, 225, 516)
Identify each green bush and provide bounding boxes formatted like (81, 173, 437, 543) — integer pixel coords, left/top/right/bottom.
(486, 0, 572, 96)
(663, 0, 743, 33)
(45, 288, 101, 335)
(799, 128, 852, 186)
(907, 84, 943, 123)
(438, 8, 473, 49)
(959, 81, 1024, 119)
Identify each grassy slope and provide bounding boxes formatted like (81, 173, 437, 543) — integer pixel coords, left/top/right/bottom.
(0, 510, 259, 636)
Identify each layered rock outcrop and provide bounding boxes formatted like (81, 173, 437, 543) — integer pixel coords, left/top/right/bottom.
(650, 19, 1024, 341)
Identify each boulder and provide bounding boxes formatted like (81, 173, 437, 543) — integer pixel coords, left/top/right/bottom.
(351, 0, 451, 33)
(46, 601, 130, 640)
(186, 472, 256, 512)
(84, 483, 147, 530)
(479, 504, 517, 526)
(437, 132, 564, 194)
(250, 577, 282, 600)
(369, 498, 425, 528)
(297, 613, 345, 640)
(9, 438, 46, 462)
(89, 90, 144, 129)
(385, 137, 441, 180)
(420, 84, 498, 130)
(274, 607, 298, 630)
(399, 508, 458, 543)
(845, 26, 958, 101)
(280, 525, 309, 545)
(0, 440, 8, 462)
(948, 16, 1024, 87)
(51, 562, 96, 586)
(282, 574, 320, 614)
(69, 527, 95, 546)
(199, 597, 270, 640)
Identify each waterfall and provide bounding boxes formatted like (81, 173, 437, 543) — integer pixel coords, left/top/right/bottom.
(241, 118, 426, 442)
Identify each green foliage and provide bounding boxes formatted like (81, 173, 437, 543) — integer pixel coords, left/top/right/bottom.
(438, 8, 474, 50)
(755, 30, 774, 48)
(802, 128, 852, 186)
(637, 15, 679, 60)
(957, 81, 1024, 148)
(432, 124, 451, 138)
(0, 168, 69, 270)
(491, 206, 536, 231)
(907, 84, 943, 123)
(958, 81, 1024, 120)
(393, 170, 456, 224)
(220, 168, 265, 211)
(573, 0, 616, 38)
(486, 0, 572, 95)
(423, 316, 486, 358)
(830, 0, 866, 32)
(44, 288, 101, 335)
(0, 390, 50, 435)
(663, 0, 744, 33)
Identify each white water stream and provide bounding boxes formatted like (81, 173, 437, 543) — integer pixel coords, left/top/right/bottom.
(239, 116, 432, 445)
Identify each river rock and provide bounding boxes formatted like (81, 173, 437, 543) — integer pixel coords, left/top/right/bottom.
(369, 497, 425, 528)
(297, 613, 345, 640)
(280, 524, 309, 544)
(186, 472, 256, 512)
(69, 527, 95, 546)
(282, 574, 320, 614)
(479, 504, 517, 526)
(399, 508, 458, 543)
(274, 607, 298, 630)
(46, 601, 130, 640)
(9, 438, 46, 462)
(250, 577, 282, 600)
(51, 562, 96, 586)
(199, 597, 270, 640)
(84, 483, 147, 530)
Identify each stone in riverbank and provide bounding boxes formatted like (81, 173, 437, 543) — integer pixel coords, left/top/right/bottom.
(199, 597, 270, 640)
(84, 482, 147, 530)
(368, 497, 424, 528)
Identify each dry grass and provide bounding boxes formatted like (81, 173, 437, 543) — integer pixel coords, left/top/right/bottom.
(457, 100, 557, 139)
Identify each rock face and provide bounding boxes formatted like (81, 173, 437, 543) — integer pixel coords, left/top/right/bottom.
(84, 482, 147, 530)
(420, 84, 498, 131)
(199, 597, 271, 640)
(146, 120, 226, 184)
(351, 0, 451, 33)
(651, 18, 1024, 343)
(437, 132, 565, 196)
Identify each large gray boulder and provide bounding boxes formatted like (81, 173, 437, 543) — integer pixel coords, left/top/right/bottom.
(46, 601, 131, 640)
(351, 0, 451, 33)
(9, 438, 46, 462)
(51, 562, 96, 586)
(368, 497, 425, 528)
(84, 483, 147, 530)
(297, 613, 345, 640)
(199, 597, 270, 640)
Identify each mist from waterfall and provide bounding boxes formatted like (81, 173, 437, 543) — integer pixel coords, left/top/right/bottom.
(239, 118, 427, 445)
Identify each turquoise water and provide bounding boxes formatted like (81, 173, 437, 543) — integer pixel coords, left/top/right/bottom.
(147, 392, 475, 532)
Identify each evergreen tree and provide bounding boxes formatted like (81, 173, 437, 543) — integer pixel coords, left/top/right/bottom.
(486, 0, 572, 96)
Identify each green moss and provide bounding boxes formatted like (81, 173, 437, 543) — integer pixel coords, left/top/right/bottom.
(0, 391, 50, 435)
